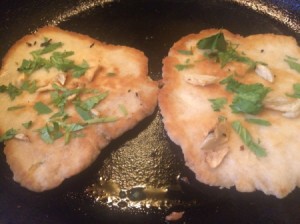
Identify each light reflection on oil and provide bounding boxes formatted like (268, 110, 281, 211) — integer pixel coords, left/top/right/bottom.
(84, 112, 198, 211)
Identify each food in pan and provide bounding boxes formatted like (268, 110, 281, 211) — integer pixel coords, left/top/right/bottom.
(0, 26, 158, 192)
(159, 28, 300, 198)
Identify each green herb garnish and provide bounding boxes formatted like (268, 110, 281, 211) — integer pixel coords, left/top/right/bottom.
(31, 42, 63, 57)
(20, 80, 38, 93)
(37, 122, 63, 144)
(232, 120, 267, 157)
(85, 116, 118, 124)
(34, 102, 53, 115)
(0, 128, 17, 142)
(64, 123, 85, 144)
(175, 63, 194, 71)
(7, 105, 26, 111)
(18, 40, 89, 77)
(208, 97, 227, 111)
(245, 118, 271, 126)
(286, 83, 300, 98)
(22, 121, 33, 129)
(119, 104, 128, 116)
(0, 83, 22, 100)
(197, 32, 258, 69)
(285, 56, 300, 73)
(220, 76, 270, 114)
(178, 49, 193, 55)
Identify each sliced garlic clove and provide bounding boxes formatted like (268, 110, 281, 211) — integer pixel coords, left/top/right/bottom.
(200, 119, 230, 150)
(67, 93, 77, 101)
(263, 95, 300, 118)
(15, 133, 30, 142)
(91, 109, 100, 116)
(255, 64, 274, 83)
(205, 147, 229, 168)
(56, 73, 67, 86)
(183, 73, 219, 86)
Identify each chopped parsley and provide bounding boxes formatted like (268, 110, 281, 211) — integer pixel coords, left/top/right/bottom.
(0, 83, 22, 100)
(73, 92, 108, 121)
(197, 32, 258, 69)
(175, 63, 194, 71)
(285, 56, 300, 73)
(7, 105, 26, 111)
(20, 80, 38, 93)
(17, 39, 89, 77)
(85, 116, 118, 124)
(119, 104, 128, 116)
(37, 122, 63, 144)
(286, 83, 300, 98)
(178, 49, 193, 55)
(245, 118, 271, 126)
(0, 128, 17, 142)
(34, 102, 53, 115)
(22, 121, 33, 129)
(220, 76, 271, 114)
(208, 97, 227, 111)
(231, 120, 267, 157)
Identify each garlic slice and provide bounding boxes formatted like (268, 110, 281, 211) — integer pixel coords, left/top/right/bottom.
(91, 109, 100, 116)
(205, 147, 229, 168)
(263, 95, 300, 118)
(15, 133, 30, 142)
(183, 73, 219, 86)
(255, 64, 274, 83)
(200, 119, 230, 150)
(56, 73, 67, 86)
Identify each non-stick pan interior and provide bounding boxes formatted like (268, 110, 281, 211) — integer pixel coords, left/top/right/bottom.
(0, 0, 300, 223)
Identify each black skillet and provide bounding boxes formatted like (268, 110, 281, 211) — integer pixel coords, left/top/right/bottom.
(0, 0, 300, 223)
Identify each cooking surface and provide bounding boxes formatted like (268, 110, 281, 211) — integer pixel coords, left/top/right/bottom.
(0, 0, 300, 223)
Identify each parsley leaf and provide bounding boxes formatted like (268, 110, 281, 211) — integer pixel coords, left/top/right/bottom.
(245, 118, 271, 126)
(286, 83, 300, 98)
(7, 105, 25, 111)
(231, 120, 267, 157)
(20, 80, 38, 93)
(34, 102, 53, 115)
(175, 63, 194, 71)
(73, 92, 108, 120)
(79, 92, 108, 111)
(1, 83, 23, 100)
(37, 122, 63, 144)
(220, 76, 270, 114)
(0, 128, 17, 142)
(285, 56, 300, 73)
(178, 49, 193, 55)
(74, 105, 93, 121)
(85, 116, 118, 124)
(197, 32, 227, 52)
(197, 32, 258, 69)
(31, 42, 63, 57)
(208, 97, 227, 111)
(72, 60, 90, 78)
(17, 57, 50, 75)
(22, 121, 33, 129)
(64, 123, 85, 144)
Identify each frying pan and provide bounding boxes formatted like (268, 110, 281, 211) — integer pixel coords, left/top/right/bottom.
(0, 0, 299, 223)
